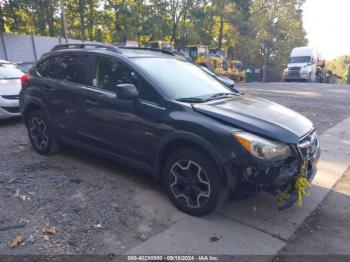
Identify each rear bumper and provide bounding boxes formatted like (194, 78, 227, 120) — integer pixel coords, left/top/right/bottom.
(0, 96, 21, 119)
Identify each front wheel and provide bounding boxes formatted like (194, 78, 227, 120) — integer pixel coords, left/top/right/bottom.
(307, 73, 313, 83)
(163, 148, 227, 216)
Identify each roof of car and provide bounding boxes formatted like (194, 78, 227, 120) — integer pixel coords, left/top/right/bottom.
(49, 44, 176, 59)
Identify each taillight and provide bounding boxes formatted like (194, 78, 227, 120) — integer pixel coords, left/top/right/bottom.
(21, 74, 30, 86)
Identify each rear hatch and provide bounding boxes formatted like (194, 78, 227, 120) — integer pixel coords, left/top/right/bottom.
(0, 62, 24, 97)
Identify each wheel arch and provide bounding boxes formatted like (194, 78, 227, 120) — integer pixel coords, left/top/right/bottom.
(154, 132, 233, 187)
(22, 99, 51, 128)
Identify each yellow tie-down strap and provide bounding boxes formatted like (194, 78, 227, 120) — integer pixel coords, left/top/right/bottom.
(277, 159, 311, 208)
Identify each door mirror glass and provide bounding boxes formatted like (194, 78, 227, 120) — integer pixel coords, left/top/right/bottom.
(116, 84, 139, 99)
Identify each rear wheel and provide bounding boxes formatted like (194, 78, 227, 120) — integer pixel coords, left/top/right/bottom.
(27, 110, 61, 155)
(163, 148, 227, 216)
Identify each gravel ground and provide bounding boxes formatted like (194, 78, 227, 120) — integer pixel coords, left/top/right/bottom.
(1, 82, 350, 255)
(0, 119, 178, 255)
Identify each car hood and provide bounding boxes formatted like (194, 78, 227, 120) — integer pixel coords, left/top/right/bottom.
(0, 79, 21, 96)
(192, 95, 313, 144)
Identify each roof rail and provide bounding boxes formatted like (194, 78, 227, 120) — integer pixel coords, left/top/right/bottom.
(51, 43, 122, 53)
(120, 47, 175, 56)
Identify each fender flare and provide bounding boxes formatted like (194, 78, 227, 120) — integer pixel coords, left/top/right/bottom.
(22, 98, 52, 127)
(154, 131, 225, 179)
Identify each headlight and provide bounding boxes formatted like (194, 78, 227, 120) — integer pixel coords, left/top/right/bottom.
(301, 66, 312, 73)
(234, 132, 292, 160)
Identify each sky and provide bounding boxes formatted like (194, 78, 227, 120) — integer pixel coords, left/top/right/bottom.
(302, 0, 350, 60)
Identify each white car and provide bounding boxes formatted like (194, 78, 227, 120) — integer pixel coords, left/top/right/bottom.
(0, 60, 25, 119)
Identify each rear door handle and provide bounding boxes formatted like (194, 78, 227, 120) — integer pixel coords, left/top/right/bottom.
(84, 99, 98, 106)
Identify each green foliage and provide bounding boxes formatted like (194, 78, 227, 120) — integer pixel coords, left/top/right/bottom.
(0, 0, 309, 80)
(327, 56, 350, 84)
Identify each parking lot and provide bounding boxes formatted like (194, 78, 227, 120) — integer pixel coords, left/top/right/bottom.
(1, 82, 350, 257)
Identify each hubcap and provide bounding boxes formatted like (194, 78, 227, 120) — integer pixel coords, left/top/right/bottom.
(169, 160, 211, 209)
(29, 116, 49, 150)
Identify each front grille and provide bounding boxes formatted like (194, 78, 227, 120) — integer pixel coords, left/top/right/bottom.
(2, 95, 19, 100)
(1, 107, 20, 113)
(298, 130, 319, 159)
(288, 67, 301, 77)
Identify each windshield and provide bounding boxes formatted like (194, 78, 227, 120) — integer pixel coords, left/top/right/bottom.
(288, 56, 311, 64)
(0, 63, 24, 79)
(133, 58, 231, 100)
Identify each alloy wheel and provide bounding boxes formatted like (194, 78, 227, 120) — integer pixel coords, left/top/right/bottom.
(29, 116, 49, 151)
(169, 160, 211, 209)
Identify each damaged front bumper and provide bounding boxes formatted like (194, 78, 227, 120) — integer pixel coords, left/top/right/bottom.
(230, 130, 321, 210)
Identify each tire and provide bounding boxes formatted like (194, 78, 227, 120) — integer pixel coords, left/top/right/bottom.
(27, 110, 61, 155)
(307, 73, 312, 83)
(162, 148, 228, 216)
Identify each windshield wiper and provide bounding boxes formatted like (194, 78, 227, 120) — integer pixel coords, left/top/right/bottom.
(204, 93, 236, 102)
(176, 97, 205, 103)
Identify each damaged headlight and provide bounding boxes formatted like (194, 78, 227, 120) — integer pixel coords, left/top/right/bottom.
(234, 132, 292, 161)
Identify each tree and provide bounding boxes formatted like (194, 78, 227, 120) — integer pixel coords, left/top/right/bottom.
(78, 0, 86, 41)
(1, 0, 309, 82)
(245, 0, 307, 81)
(327, 56, 350, 84)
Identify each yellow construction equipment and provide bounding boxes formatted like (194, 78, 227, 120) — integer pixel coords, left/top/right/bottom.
(186, 45, 226, 76)
(186, 45, 209, 61)
(226, 60, 246, 82)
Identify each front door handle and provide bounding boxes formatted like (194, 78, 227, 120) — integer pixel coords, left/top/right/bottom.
(84, 99, 98, 106)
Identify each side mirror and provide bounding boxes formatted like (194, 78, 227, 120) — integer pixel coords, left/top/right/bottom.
(116, 84, 139, 99)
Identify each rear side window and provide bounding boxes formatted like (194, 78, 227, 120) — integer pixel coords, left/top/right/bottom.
(37, 57, 64, 79)
(37, 54, 88, 85)
(60, 54, 88, 84)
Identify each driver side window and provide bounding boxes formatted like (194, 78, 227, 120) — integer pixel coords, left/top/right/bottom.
(93, 56, 138, 92)
(93, 55, 162, 104)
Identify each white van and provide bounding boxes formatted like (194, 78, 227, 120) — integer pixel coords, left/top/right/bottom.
(284, 47, 318, 82)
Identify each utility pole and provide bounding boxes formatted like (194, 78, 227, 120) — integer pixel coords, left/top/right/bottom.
(60, 0, 68, 43)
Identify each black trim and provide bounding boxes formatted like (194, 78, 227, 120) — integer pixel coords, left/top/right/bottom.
(59, 136, 154, 174)
(2, 106, 20, 113)
(2, 95, 19, 100)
